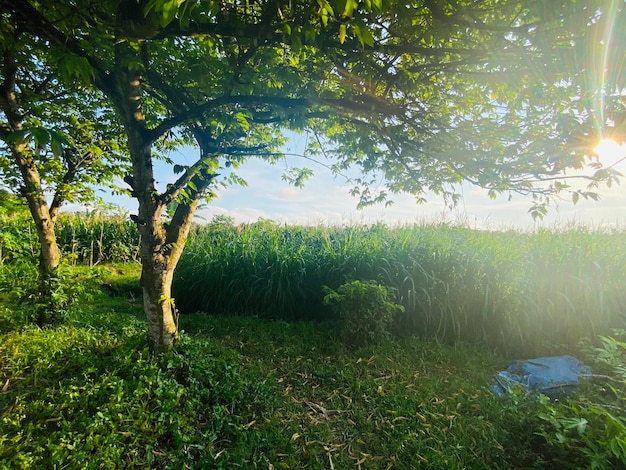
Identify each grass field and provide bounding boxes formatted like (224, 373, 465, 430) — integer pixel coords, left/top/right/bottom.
(0, 266, 528, 468)
(1, 215, 626, 468)
(174, 221, 626, 356)
(1, 262, 625, 468)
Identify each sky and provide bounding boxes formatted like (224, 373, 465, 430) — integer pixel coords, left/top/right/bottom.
(96, 134, 626, 231)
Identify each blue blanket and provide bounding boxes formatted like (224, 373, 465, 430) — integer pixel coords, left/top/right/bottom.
(492, 355, 591, 398)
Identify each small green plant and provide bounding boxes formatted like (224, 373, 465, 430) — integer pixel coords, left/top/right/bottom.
(323, 280, 403, 346)
(0, 261, 95, 326)
(528, 333, 626, 469)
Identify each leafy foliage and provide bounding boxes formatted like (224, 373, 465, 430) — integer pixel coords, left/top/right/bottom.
(0, 193, 37, 265)
(0, 324, 244, 468)
(323, 280, 402, 346)
(0, 29, 127, 207)
(0, 281, 533, 469)
(0, 260, 93, 326)
(3, 265, 626, 468)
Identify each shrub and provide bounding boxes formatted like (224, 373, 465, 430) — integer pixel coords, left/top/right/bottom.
(323, 280, 403, 346)
(0, 261, 96, 327)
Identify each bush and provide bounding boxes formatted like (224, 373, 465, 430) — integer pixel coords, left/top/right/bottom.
(0, 261, 95, 327)
(323, 280, 403, 346)
(528, 333, 626, 469)
(493, 332, 626, 469)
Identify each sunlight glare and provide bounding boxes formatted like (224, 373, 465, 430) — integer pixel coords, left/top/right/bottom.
(594, 138, 626, 168)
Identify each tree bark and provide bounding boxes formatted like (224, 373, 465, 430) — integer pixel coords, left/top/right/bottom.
(140, 233, 179, 350)
(124, 121, 182, 351)
(109, 41, 205, 350)
(139, 196, 204, 350)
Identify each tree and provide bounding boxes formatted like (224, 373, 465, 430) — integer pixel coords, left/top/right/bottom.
(0, 18, 126, 321)
(3, 0, 622, 349)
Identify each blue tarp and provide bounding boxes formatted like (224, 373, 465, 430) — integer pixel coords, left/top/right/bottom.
(491, 355, 591, 398)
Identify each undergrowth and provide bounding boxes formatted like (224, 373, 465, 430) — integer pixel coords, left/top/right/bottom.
(1, 267, 626, 468)
(0, 269, 529, 469)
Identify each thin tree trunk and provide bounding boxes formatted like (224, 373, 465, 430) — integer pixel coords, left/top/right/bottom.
(17, 151, 61, 275)
(0, 48, 61, 278)
(134, 185, 207, 350)
(125, 128, 181, 350)
(141, 252, 179, 350)
(133, 185, 206, 350)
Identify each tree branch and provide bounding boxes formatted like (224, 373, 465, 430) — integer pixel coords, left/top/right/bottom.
(4, 0, 112, 97)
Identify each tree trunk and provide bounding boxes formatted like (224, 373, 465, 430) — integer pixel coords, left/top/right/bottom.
(134, 193, 205, 350)
(16, 148, 61, 276)
(25, 182, 61, 277)
(109, 41, 215, 351)
(134, 193, 204, 350)
(1, 48, 61, 278)
(8, 143, 62, 325)
(141, 253, 179, 350)
(125, 128, 181, 351)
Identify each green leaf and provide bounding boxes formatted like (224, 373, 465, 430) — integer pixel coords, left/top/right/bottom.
(339, 24, 347, 44)
(48, 130, 67, 158)
(343, 0, 358, 17)
(29, 127, 50, 148)
(5, 129, 27, 145)
(317, 0, 334, 16)
(353, 24, 374, 47)
(62, 55, 94, 84)
(159, 0, 180, 28)
(235, 112, 250, 132)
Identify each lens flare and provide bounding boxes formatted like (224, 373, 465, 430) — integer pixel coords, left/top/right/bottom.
(594, 138, 626, 168)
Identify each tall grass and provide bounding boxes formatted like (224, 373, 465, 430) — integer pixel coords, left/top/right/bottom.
(55, 211, 140, 265)
(174, 221, 626, 355)
(0, 210, 140, 266)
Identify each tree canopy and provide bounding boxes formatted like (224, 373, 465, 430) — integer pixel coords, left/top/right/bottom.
(0, 16, 127, 287)
(2, 0, 624, 348)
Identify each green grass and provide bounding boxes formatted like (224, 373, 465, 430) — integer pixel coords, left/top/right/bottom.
(2, 215, 626, 468)
(2, 265, 626, 468)
(0, 265, 547, 469)
(179, 313, 527, 469)
(174, 221, 626, 356)
(0, 209, 140, 268)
